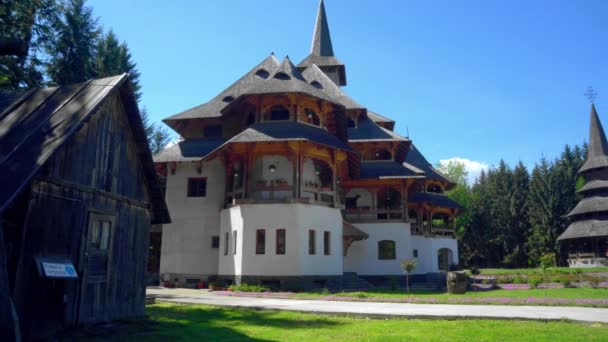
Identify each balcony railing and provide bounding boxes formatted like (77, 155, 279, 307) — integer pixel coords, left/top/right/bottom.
(343, 207, 403, 223)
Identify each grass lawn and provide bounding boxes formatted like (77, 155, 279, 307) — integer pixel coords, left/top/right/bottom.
(478, 267, 608, 276)
(75, 303, 608, 341)
(223, 287, 608, 307)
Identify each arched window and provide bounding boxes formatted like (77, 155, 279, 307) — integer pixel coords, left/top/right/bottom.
(305, 108, 320, 126)
(268, 105, 290, 121)
(378, 240, 396, 260)
(274, 72, 290, 80)
(310, 81, 323, 89)
(222, 95, 235, 103)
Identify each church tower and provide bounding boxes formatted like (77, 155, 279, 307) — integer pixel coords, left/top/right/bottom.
(558, 103, 608, 267)
(297, 0, 347, 86)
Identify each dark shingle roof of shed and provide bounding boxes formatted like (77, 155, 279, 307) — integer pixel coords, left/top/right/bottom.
(217, 121, 352, 152)
(557, 219, 608, 240)
(301, 64, 363, 109)
(410, 192, 464, 210)
(348, 117, 407, 141)
(0, 74, 170, 224)
(359, 161, 425, 180)
(153, 139, 225, 162)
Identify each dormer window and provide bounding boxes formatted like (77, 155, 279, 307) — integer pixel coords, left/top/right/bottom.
(255, 69, 270, 79)
(310, 81, 323, 89)
(269, 105, 290, 121)
(427, 184, 443, 194)
(274, 72, 291, 80)
(222, 95, 235, 103)
(373, 149, 392, 161)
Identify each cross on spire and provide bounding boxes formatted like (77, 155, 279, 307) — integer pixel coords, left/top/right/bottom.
(585, 86, 598, 103)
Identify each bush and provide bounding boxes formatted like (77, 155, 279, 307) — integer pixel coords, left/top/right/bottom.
(512, 275, 525, 284)
(584, 275, 601, 289)
(562, 279, 572, 288)
(320, 287, 330, 295)
(228, 283, 270, 292)
(528, 277, 542, 289)
(209, 279, 228, 290)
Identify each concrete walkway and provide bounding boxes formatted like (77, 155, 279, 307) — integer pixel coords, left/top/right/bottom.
(147, 288, 608, 323)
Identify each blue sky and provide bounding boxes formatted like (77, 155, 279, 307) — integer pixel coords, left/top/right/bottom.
(88, 0, 608, 179)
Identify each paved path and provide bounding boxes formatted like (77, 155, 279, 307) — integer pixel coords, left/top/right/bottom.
(147, 288, 608, 323)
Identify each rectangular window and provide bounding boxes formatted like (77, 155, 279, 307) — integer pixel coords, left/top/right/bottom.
(224, 232, 229, 256)
(323, 231, 331, 255)
(211, 236, 220, 249)
(233, 231, 237, 255)
(256, 229, 266, 255)
(89, 219, 112, 250)
(308, 230, 316, 255)
(276, 229, 286, 255)
(203, 125, 223, 138)
(187, 178, 207, 197)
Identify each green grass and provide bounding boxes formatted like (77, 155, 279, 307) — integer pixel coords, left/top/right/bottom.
(74, 303, 608, 341)
(478, 267, 608, 276)
(289, 287, 608, 300)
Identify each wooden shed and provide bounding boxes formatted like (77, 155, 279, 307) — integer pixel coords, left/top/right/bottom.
(0, 74, 170, 340)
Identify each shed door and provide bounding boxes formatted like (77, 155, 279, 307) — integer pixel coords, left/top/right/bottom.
(79, 213, 114, 323)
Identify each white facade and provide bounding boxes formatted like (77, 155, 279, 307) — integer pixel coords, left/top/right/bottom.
(160, 159, 225, 280)
(344, 222, 458, 275)
(219, 203, 343, 276)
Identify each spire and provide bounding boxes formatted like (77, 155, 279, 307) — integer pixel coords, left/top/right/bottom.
(311, 0, 334, 57)
(580, 103, 608, 174)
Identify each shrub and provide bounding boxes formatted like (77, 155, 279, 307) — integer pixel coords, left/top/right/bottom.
(528, 277, 542, 289)
(539, 253, 556, 270)
(512, 275, 525, 284)
(352, 292, 369, 298)
(209, 279, 228, 290)
(562, 279, 572, 288)
(584, 275, 601, 289)
(469, 266, 480, 276)
(228, 283, 270, 292)
(320, 287, 330, 295)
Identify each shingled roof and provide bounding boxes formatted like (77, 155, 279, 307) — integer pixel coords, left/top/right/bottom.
(297, 0, 346, 86)
(405, 144, 455, 188)
(410, 192, 464, 210)
(0, 74, 170, 224)
(359, 161, 425, 180)
(302, 64, 363, 110)
(558, 219, 608, 240)
(164, 54, 280, 123)
(579, 104, 608, 174)
(348, 117, 408, 142)
(239, 57, 340, 105)
(153, 139, 225, 162)
(203, 121, 353, 160)
(567, 196, 608, 218)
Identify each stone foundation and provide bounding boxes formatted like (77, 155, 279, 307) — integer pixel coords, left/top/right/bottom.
(219, 275, 343, 291)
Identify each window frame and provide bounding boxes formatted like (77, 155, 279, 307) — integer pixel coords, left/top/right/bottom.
(224, 232, 229, 256)
(323, 231, 331, 255)
(308, 230, 316, 255)
(276, 228, 286, 255)
(187, 177, 207, 197)
(378, 240, 396, 260)
(211, 235, 220, 249)
(256, 229, 266, 255)
(233, 231, 238, 255)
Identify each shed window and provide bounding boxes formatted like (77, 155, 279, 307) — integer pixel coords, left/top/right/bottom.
(256, 229, 266, 255)
(378, 240, 396, 260)
(224, 232, 229, 256)
(211, 235, 220, 249)
(187, 178, 207, 197)
(276, 229, 286, 255)
(89, 219, 112, 250)
(324, 231, 331, 255)
(204, 125, 222, 138)
(309, 230, 316, 255)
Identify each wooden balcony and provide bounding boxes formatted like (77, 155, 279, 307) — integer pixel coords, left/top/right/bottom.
(343, 207, 403, 223)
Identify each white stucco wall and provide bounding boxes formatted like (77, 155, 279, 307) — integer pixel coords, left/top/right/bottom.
(219, 203, 343, 276)
(160, 159, 225, 278)
(344, 222, 459, 275)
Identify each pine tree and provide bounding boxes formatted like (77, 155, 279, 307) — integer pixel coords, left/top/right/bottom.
(47, 0, 100, 85)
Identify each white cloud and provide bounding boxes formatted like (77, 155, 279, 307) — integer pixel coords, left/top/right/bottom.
(439, 157, 489, 185)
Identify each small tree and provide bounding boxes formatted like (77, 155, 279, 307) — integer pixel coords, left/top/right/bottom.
(400, 259, 417, 293)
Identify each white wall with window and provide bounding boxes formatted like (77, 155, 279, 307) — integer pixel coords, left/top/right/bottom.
(160, 159, 226, 281)
(218, 203, 343, 277)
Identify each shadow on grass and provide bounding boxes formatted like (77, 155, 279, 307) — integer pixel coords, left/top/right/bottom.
(60, 303, 343, 341)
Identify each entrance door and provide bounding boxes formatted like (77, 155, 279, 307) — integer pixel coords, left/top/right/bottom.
(437, 248, 453, 272)
(79, 213, 114, 323)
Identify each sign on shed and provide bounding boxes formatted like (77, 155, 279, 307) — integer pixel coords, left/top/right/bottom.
(36, 258, 78, 279)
